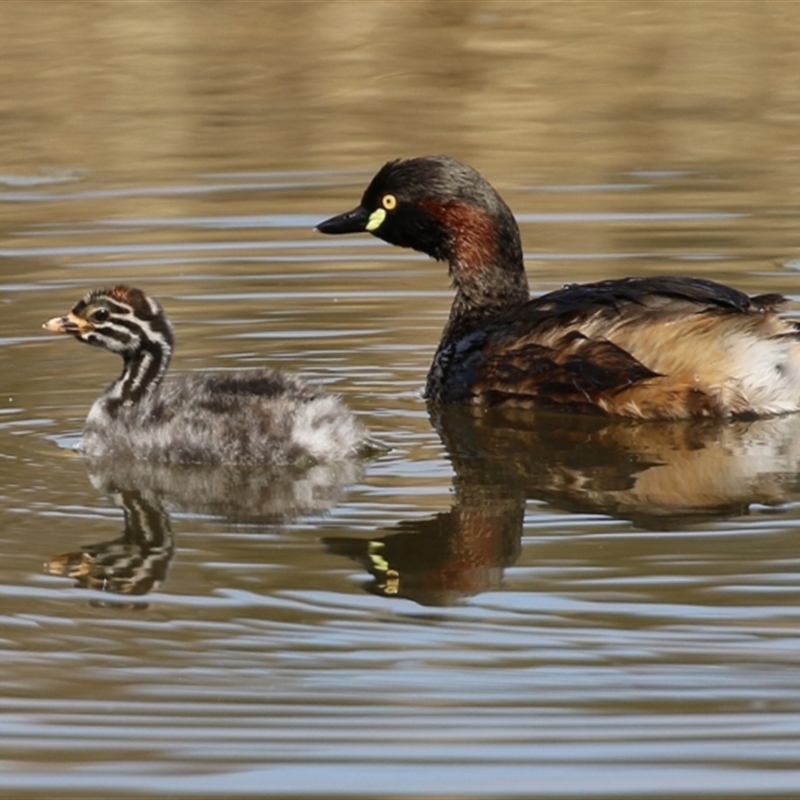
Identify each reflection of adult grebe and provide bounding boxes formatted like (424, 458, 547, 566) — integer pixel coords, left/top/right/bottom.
(43, 286, 368, 466)
(319, 156, 800, 419)
(326, 410, 800, 605)
(431, 407, 800, 525)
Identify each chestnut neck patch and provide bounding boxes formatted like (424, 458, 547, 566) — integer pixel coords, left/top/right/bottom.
(423, 199, 497, 271)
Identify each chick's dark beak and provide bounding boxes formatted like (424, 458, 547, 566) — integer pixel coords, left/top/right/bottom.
(316, 205, 371, 235)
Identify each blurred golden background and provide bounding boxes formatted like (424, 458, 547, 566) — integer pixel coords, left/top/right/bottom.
(2, 0, 800, 186)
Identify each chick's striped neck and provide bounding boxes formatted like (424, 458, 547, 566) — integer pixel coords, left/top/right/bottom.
(105, 316, 173, 409)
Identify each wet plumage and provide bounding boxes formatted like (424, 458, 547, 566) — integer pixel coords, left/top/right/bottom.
(318, 155, 800, 419)
(43, 286, 368, 465)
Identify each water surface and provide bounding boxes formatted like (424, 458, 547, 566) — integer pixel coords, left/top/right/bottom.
(3, 3, 800, 798)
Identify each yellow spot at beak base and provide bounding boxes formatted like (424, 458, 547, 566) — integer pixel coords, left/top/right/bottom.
(366, 207, 386, 232)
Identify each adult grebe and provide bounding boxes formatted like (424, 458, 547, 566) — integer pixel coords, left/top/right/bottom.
(318, 155, 800, 419)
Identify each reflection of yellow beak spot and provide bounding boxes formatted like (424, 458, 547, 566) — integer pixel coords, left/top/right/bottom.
(368, 541, 390, 573)
(366, 207, 386, 232)
(367, 542, 400, 595)
(383, 569, 399, 595)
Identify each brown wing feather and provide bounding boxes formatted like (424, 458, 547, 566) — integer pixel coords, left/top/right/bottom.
(429, 276, 796, 418)
(475, 332, 659, 413)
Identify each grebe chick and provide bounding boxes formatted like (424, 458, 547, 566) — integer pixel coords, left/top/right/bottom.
(43, 286, 368, 466)
(318, 155, 800, 420)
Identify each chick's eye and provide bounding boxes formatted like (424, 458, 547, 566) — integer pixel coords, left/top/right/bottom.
(381, 194, 397, 211)
(92, 308, 110, 323)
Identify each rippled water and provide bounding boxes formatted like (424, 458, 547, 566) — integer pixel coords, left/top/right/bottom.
(5, 3, 800, 798)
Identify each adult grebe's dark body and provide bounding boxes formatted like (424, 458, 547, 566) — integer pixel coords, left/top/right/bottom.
(318, 155, 800, 420)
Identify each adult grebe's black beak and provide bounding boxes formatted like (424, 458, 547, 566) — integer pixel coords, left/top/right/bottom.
(316, 205, 371, 235)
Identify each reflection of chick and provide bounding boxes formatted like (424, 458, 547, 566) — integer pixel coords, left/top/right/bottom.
(43, 285, 368, 466)
(319, 155, 800, 419)
(45, 490, 173, 597)
(84, 458, 364, 524)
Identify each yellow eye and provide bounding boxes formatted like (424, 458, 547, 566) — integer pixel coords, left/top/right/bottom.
(381, 194, 397, 211)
